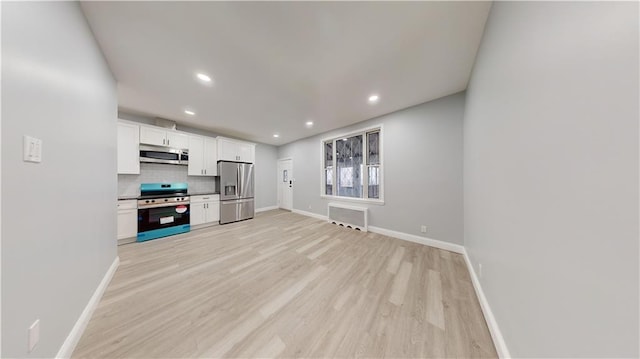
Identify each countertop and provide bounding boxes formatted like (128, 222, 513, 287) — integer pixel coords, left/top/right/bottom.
(118, 195, 139, 201)
(188, 192, 220, 196)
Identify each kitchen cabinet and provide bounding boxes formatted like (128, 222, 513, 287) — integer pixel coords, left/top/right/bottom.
(117, 200, 138, 240)
(217, 137, 255, 163)
(188, 135, 217, 176)
(190, 194, 220, 226)
(117, 121, 140, 174)
(139, 125, 189, 149)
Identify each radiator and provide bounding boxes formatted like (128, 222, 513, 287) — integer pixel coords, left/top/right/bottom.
(327, 202, 368, 232)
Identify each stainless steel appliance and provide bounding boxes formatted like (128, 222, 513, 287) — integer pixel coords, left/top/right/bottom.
(218, 161, 255, 224)
(139, 144, 189, 166)
(137, 183, 190, 241)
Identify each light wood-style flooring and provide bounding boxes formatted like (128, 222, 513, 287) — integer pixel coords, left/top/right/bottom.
(73, 210, 497, 358)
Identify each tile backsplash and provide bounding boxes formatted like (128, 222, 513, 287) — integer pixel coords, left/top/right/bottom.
(118, 163, 217, 197)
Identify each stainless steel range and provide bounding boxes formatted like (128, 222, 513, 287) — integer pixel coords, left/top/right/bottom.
(137, 183, 190, 242)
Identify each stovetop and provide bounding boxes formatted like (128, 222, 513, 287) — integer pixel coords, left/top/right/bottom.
(139, 182, 188, 199)
(137, 193, 189, 200)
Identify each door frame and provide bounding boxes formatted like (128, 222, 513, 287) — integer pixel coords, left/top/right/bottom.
(277, 158, 293, 210)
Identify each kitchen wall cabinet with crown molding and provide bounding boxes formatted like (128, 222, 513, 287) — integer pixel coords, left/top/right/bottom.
(117, 121, 140, 174)
(188, 135, 217, 176)
(139, 125, 189, 149)
(217, 137, 255, 163)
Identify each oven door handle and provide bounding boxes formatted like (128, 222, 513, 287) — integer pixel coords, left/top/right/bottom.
(138, 202, 190, 209)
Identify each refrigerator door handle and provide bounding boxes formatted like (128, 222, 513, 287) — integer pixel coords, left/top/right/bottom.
(237, 165, 241, 195)
(221, 198, 253, 204)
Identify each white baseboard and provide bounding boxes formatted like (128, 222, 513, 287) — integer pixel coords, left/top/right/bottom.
(290, 208, 463, 254)
(368, 226, 464, 254)
(462, 250, 511, 359)
(256, 205, 278, 213)
(56, 256, 120, 359)
(292, 208, 328, 221)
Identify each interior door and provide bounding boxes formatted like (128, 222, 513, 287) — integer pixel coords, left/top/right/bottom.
(277, 159, 293, 211)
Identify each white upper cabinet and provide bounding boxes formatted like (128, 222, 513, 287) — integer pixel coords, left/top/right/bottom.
(117, 121, 140, 174)
(203, 137, 218, 174)
(188, 135, 217, 176)
(217, 137, 255, 163)
(167, 132, 189, 149)
(139, 125, 189, 149)
(139, 126, 166, 146)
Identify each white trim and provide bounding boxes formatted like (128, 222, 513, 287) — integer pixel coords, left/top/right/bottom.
(56, 256, 120, 359)
(290, 208, 463, 254)
(462, 250, 511, 359)
(319, 123, 384, 203)
(292, 208, 328, 221)
(256, 205, 278, 213)
(368, 226, 464, 254)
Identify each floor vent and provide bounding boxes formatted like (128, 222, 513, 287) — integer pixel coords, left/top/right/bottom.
(328, 202, 368, 232)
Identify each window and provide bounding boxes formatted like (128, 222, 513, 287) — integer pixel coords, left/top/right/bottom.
(322, 127, 382, 201)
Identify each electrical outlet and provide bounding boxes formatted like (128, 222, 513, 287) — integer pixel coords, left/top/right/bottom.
(479, 263, 483, 279)
(420, 225, 427, 233)
(28, 319, 40, 352)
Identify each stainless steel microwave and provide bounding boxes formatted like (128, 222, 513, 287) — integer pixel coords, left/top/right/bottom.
(139, 144, 189, 166)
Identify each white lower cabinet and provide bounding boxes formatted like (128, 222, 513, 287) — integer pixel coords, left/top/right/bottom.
(117, 200, 138, 240)
(190, 194, 220, 226)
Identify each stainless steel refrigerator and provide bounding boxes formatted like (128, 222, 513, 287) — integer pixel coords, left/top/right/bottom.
(218, 161, 255, 224)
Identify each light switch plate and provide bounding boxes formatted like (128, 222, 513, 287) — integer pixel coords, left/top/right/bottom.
(28, 319, 40, 352)
(23, 135, 42, 163)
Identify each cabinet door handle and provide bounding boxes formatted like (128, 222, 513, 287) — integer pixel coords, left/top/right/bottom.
(163, 138, 166, 145)
(167, 139, 170, 146)
(204, 169, 207, 174)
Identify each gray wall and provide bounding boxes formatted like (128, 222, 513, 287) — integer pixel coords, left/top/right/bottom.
(254, 144, 278, 210)
(464, 2, 639, 357)
(278, 92, 464, 244)
(118, 112, 279, 209)
(2, 2, 118, 357)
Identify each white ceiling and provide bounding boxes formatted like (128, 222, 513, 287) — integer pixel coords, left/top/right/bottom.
(81, 1, 491, 145)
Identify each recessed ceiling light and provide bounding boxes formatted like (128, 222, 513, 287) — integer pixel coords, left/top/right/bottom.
(368, 94, 379, 103)
(196, 73, 212, 82)
(273, 134, 280, 138)
(184, 109, 195, 116)
(305, 121, 313, 128)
